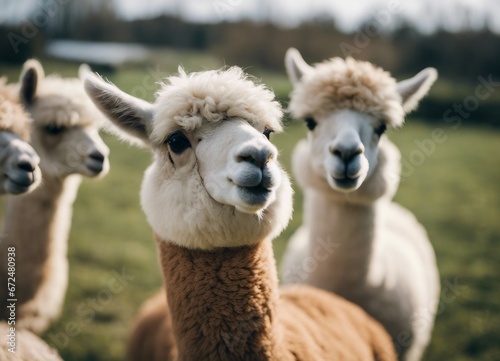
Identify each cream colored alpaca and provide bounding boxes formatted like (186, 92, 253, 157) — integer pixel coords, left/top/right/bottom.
(280, 48, 440, 361)
(85, 67, 397, 361)
(0, 59, 110, 335)
(0, 78, 41, 194)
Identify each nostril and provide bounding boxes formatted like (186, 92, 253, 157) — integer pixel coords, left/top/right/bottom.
(89, 151, 105, 163)
(331, 147, 363, 162)
(332, 149, 342, 158)
(236, 148, 271, 169)
(17, 161, 35, 172)
(237, 154, 255, 164)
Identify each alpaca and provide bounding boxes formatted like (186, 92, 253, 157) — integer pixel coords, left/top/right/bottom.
(280, 48, 440, 361)
(85, 67, 397, 361)
(0, 59, 110, 335)
(0, 78, 41, 194)
(0, 322, 62, 361)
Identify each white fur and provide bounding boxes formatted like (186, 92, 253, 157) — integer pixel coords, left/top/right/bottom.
(86, 67, 293, 250)
(281, 48, 439, 361)
(0, 131, 41, 195)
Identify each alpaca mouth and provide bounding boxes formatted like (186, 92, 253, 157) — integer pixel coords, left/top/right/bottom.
(237, 184, 272, 206)
(86, 159, 105, 174)
(7, 172, 34, 187)
(331, 176, 360, 190)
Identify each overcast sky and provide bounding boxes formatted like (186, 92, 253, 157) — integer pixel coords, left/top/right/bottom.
(2, 0, 500, 33)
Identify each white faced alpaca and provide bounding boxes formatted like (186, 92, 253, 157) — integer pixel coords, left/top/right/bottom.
(86, 67, 397, 361)
(0, 80, 41, 195)
(286, 48, 437, 196)
(19, 60, 109, 180)
(0, 60, 110, 335)
(281, 48, 440, 361)
(85, 67, 291, 249)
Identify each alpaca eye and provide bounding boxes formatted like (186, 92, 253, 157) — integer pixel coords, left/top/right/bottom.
(263, 127, 273, 140)
(167, 131, 191, 154)
(44, 124, 65, 136)
(374, 123, 387, 137)
(305, 117, 317, 131)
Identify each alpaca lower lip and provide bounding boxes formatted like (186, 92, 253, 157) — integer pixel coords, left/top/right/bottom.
(86, 160, 104, 174)
(237, 185, 272, 205)
(7, 172, 34, 187)
(332, 176, 359, 188)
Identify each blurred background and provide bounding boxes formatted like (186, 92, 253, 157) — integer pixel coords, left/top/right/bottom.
(0, 0, 499, 360)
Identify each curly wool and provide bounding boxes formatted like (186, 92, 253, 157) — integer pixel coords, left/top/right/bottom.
(0, 78, 31, 141)
(288, 57, 405, 127)
(151, 67, 283, 144)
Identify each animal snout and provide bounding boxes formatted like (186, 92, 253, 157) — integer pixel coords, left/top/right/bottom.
(17, 159, 36, 173)
(88, 150, 105, 163)
(236, 143, 276, 170)
(330, 144, 364, 163)
(86, 149, 106, 174)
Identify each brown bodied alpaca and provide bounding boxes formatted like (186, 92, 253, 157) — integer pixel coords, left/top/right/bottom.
(85, 66, 397, 361)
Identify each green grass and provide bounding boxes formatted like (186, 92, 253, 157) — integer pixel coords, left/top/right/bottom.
(1, 59, 499, 361)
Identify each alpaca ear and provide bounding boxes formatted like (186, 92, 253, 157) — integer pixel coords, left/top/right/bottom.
(285, 48, 313, 86)
(78, 63, 92, 80)
(20, 59, 45, 105)
(397, 68, 438, 113)
(84, 72, 154, 147)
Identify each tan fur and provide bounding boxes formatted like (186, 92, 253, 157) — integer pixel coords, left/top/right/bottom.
(0, 78, 31, 141)
(0, 322, 62, 361)
(0, 60, 109, 334)
(288, 57, 405, 127)
(128, 237, 396, 361)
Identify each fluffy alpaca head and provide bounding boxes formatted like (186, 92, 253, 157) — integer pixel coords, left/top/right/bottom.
(17, 59, 110, 180)
(85, 67, 293, 250)
(285, 48, 437, 193)
(0, 78, 41, 194)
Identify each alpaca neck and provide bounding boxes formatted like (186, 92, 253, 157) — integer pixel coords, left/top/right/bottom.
(301, 189, 379, 291)
(295, 139, 400, 294)
(1, 174, 81, 307)
(157, 236, 282, 361)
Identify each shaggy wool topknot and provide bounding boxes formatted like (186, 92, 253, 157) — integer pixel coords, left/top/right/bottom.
(151, 67, 283, 143)
(289, 57, 405, 127)
(0, 78, 31, 141)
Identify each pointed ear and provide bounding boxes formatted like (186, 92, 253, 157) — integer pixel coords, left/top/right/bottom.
(84, 72, 154, 147)
(20, 59, 45, 105)
(285, 48, 313, 86)
(397, 68, 438, 113)
(78, 63, 92, 80)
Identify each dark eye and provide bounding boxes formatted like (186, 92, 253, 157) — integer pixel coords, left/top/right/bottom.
(305, 117, 317, 131)
(374, 123, 387, 137)
(167, 131, 191, 154)
(44, 124, 65, 135)
(263, 127, 273, 140)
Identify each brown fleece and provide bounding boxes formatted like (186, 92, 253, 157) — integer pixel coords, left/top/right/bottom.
(127, 235, 396, 361)
(127, 290, 177, 361)
(0, 79, 31, 141)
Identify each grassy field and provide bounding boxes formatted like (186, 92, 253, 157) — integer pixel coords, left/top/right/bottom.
(1, 58, 499, 360)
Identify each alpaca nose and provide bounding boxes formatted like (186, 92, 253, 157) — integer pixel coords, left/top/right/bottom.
(330, 144, 364, 163)
(88, 150, 105, 163)
(236, 144, 275, 170)
(17, 160, 36, 173)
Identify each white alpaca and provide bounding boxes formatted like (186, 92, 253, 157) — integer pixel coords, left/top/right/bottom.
(85, 67, 397, 361)
(0, 59, 110, 334)
(280, 48, 440, 361)
(0, 78, 41, 194)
